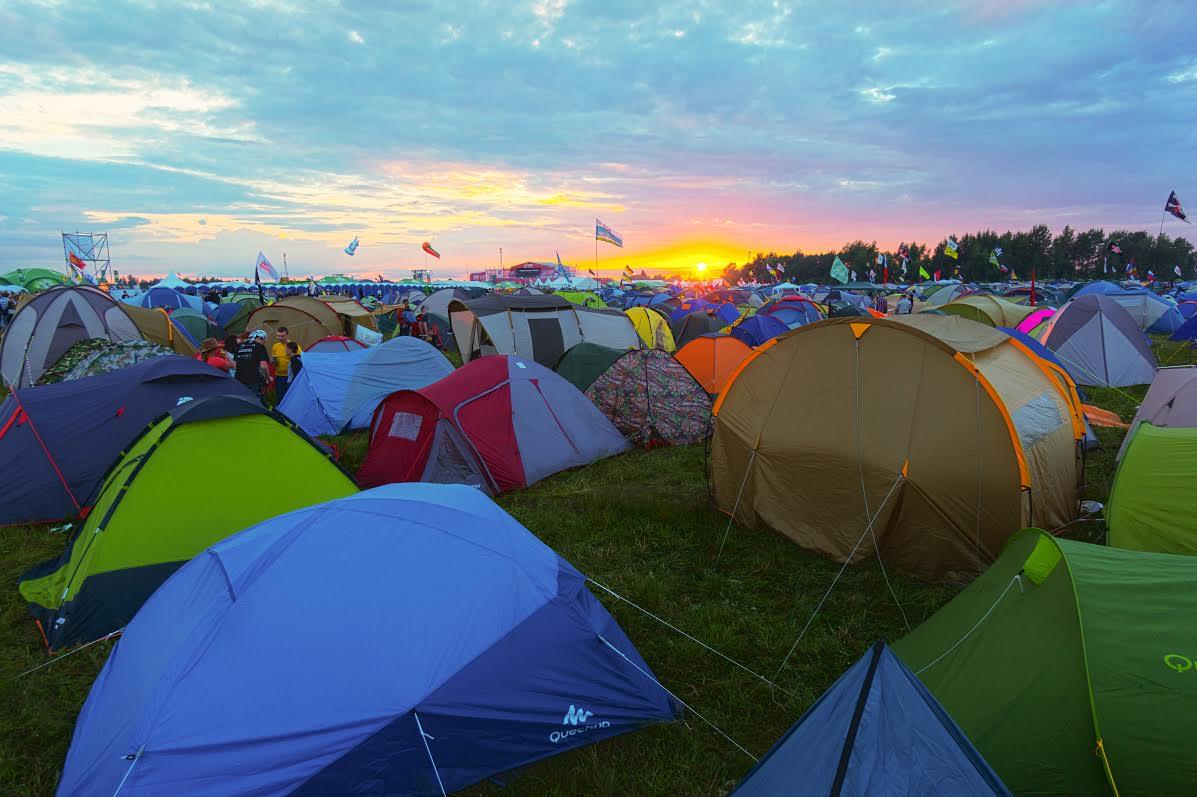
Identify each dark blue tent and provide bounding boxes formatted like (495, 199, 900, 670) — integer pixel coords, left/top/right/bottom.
(734, 642, 1009, 796)
(730, 314, 789, 347)
(1171, 313, 1197, 341)
(0, 357, 253, 525)
(59, 484, 679, 795)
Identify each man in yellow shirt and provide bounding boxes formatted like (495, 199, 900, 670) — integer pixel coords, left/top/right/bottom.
(271, 326, 301, 401)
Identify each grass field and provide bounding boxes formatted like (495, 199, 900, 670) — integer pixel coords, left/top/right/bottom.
(0, 339, 1181, 795)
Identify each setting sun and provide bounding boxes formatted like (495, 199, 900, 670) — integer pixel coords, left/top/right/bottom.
(695, 262, 708, 273)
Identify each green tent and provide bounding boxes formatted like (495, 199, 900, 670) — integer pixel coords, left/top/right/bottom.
(1107, 423, 1197, 555)
(893, 529, 1197, 795)
(19, 396, 358, 651)
(169, 307, 223, 342)
(553, 342, 626, 392)
(556, 290, 604, 309)
(1, 267, 69, 291)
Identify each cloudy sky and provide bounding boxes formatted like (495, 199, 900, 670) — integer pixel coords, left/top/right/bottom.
(1, 0, 1194, 279)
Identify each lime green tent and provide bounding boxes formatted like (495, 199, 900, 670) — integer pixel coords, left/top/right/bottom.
(556, 290, 605, 309)
(1, 268, 69, 291)
(893, 529, 1197, 795)
(553, 342, 626, 392)
(1107, 423, 1197, 555)
(19, 396, 357, 651)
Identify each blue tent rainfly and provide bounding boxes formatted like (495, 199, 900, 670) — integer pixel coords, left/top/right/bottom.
(57, 484, 680, 795)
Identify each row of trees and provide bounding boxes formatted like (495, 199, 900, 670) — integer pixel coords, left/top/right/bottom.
(723, 226, 1197, 285)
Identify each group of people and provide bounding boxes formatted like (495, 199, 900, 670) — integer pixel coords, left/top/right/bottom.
(0, 292, 17, 329)
(394, 300, 440, 344)
(198, 326, 302, 400)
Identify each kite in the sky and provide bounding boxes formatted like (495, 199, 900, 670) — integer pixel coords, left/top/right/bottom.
(422, 241, 441, 259)
(344, 237, 360, 256)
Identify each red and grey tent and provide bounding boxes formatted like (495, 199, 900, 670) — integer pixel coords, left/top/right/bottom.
(358, 355, 630, 494)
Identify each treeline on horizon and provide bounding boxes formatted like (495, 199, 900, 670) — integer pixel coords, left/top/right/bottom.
(721, 226, 1197, 284)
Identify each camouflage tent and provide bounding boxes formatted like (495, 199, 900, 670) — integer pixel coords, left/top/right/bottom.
(585, 348, 712, 446)
(38, 340, 176, 384)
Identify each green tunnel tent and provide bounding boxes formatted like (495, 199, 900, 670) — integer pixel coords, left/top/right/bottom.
(1107, 423, 1197, 555)
(19, 396, 358, 652)
(892, 529, 1197, 796)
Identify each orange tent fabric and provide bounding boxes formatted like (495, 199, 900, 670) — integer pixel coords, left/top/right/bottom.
(674, 334, 753, 395)
(1082, 404, 1129, 429)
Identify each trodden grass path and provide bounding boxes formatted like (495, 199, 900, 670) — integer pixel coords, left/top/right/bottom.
(0, 370, 1153, 795)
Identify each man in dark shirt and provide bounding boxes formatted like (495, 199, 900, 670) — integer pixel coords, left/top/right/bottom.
(234, 329, 271, 394)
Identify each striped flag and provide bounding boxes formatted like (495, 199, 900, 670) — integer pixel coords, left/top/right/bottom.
(596, 219, 624, 247)
(944, 238, 959, 260)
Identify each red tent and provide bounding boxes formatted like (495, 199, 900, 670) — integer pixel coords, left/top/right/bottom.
(358, 356, 630, 494)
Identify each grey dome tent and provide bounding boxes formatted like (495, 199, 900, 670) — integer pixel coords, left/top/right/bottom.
(1039, 295, 1157, 387)
(1, 286, 142, 387)
(449, 294, 637, 366)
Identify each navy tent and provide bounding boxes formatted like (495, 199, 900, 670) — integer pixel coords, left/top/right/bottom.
(278, 336, 454, 437)
(730, 314, 788, 347)
(0, 357, 253, 525)
(130, 286, 205, 311)
(734, 642, 1009, 796)
(58, 484, 680, 795)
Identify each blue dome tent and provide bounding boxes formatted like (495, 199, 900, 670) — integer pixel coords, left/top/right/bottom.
(58, 484, 680, 795)
(730, 314, 788, 347)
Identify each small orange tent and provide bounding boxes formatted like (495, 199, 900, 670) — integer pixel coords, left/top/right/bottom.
(674, 333, 753, 395)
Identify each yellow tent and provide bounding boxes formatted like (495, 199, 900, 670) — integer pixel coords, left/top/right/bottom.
(624, 307, 675, 351)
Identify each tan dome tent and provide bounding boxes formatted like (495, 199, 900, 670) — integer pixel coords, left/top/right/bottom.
(709, 316, 1083, 582)
(1, 286, 142, 387)
(244, 296, 376, 350)
(449, 294, 638, 366)
(121, 304, 199, 356)
(939, 294, 1036, 328)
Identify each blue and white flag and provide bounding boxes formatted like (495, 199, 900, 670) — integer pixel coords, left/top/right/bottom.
(595, 219, 623, 248)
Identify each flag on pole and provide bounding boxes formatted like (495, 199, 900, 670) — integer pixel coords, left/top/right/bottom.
(1126, 259, 1138, 279)
(867, 268, 876, 283)
(422, 242, 441, 259)
(850, 269, 858, 282)
(1147, 269, 1156, 282)
(918, 265, 930, 280)
(989, 249, 1003, 270)
(1175, 265, 1183, 277)
(623, 264, 634, 277)
(344, 237, 360, 256)
(1165, 190, 1189, 223)
(1107, 241, 1122, 255)
(944, 238, 959, 260)
(830, 256, 850, 284)
(588, 268, 597, 277)
(596, 219, 623, 247)
(255, 251, 278, 282)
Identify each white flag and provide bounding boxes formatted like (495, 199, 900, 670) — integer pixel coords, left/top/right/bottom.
(1175, 265, 1183, 277)
(255, 251, 278, 282)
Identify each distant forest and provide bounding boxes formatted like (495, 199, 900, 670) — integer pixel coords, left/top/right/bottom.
(720, 226, 1196, 285)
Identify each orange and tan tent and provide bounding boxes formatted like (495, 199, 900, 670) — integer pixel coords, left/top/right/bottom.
(709, 315, 1082, 582)
(674, 333, 753, 396)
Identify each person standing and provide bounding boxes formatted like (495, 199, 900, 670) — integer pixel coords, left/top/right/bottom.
(234, 329, 271, 396)
(895, 293, 913, 314)
(286, 341, 303, 380)
(270, 327, 300, 402)
(874, 293, 888, 314)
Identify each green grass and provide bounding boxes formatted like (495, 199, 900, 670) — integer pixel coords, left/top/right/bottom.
(0, 337, 1177, 795)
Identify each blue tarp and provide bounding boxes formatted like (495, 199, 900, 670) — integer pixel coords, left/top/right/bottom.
(734, 642, 1009, 796)
(0, 357, 252, 525)
(59, 484, 679, 795)
(1172, 314, 1197, 341)
(731, 314, 789, 347)
(278, 337, 454, 437)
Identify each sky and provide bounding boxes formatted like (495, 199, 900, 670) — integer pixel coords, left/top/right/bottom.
(0, 0, 1194, 280)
